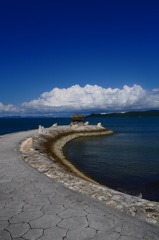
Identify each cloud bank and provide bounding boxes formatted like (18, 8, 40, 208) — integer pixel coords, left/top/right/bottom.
(1, 84, 159, 116)
(0, 102, 18, 114)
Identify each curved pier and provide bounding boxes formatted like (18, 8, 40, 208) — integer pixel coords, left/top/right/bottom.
(0, 128, 159, 239)
(21, 126, 159, 226)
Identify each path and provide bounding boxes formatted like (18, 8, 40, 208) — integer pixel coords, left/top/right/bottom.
(0, 130, 159, 240)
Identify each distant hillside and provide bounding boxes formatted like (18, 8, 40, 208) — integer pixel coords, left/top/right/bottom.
(88, 110, 159, 117)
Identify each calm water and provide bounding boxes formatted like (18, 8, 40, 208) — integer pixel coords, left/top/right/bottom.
(0, 117, 70, 135)
(0, 117, 159, 201)
(65, 117, 159, 202)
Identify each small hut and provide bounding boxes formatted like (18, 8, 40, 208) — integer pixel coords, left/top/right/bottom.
(70, 114, 85, 126)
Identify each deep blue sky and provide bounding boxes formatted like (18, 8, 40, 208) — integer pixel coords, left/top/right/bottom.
(0, 0, 159, 105)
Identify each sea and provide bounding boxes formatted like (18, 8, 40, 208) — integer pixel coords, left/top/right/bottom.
(0, 117, 159, 202)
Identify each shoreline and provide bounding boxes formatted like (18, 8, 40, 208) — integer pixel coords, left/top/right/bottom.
(51, 129, 114, 183)
(20, 125, 159, 226)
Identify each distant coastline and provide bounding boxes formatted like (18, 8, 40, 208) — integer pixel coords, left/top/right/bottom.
(87, 110, 159, 118)
(1, 109, 159, 119)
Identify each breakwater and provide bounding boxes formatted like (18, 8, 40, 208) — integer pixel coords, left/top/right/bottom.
(20, 125, 159, 226)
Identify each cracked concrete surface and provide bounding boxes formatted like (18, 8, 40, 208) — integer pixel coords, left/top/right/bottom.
(21, 126, 159, 225)
(0, 130, 159, 239)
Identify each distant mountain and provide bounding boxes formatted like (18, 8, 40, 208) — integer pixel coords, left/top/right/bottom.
(88, 110, 159, 117)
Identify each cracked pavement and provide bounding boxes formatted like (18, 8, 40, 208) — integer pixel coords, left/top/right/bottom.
(0, 130, 159, 240)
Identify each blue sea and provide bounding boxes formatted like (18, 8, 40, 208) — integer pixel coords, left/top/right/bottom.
(0, 117, 159, 202)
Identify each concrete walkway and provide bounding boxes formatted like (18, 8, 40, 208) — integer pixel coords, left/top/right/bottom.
(0, 131, 159, 240)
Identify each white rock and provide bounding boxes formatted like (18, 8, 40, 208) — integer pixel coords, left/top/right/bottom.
(52, 123, 58, 127)
(84, 121, 89, 126)
(97, 122, 103, 128)
(38, 125, 47, 134)
(71, 124, 78, 129)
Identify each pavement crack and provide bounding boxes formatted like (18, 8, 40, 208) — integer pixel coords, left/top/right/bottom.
(116, 235, 122, 240)
(47, 197, 52, 205)
(29, 212, 46, 224)
(85, 213, 90, 228)
(63, 229, 69, 240)
(3, 229, 12, 239)
(21, 223, 31, 238)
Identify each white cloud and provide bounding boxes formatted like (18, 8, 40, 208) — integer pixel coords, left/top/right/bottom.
(23, 84, 155, 113)
(1, 84, 159, 116)
(152, 88, 159, 94)
(0, 102, 18, 113)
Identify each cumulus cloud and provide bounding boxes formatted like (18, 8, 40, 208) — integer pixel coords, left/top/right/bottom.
(22, 84, 159, 114)
(0, 102, 18, 113)
(152, 88, 159, 94)
(1, 84, 159, 116)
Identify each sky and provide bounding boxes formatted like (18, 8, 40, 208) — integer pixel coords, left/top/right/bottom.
(0, 0, 159, 116)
